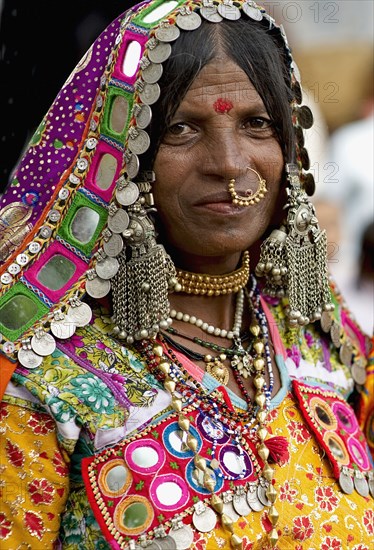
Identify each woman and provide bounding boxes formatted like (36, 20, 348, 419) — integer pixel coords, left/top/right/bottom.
(0, 1, 373, 549)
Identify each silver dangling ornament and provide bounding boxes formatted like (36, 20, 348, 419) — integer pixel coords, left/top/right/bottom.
(255, 163, 333, 326)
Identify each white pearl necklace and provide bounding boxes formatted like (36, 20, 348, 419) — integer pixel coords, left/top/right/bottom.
(170, 289, 245, 339)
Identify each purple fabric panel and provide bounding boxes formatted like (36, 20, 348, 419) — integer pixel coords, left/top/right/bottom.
(0, 15, 123, 228)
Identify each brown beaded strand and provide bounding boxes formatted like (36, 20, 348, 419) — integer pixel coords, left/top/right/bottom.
(151, 341, 244, 550)
(250, 318, 279, 546)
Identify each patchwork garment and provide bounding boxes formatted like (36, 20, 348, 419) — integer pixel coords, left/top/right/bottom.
(1, 294, 373, 550)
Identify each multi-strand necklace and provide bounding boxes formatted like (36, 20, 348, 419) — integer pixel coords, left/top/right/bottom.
(137, 275, 280, 549)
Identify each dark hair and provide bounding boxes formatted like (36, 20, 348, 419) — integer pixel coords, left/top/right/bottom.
(145, 18, 295, 166)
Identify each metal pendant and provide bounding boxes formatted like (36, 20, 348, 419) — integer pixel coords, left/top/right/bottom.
(139, 82, 161, 106)
(155, 536, 176, 550)
(67, 302, 93, 327)
(103, 234, 124, 257)
(339, 342, 353, 367)
(223, 501, 240, 522)
(217, 1, 241, 20)
(108, 208, 130, 233)
(128, 129, 151, 154)
(18, 348, 43, 369)
(353, 471, 369, 498)
(200, 5, 223, 22)
(50, 318, 76, 339)
(155, 24, 180, 42)
(95, 257, 120, 280)
(339, 468, 354, 495)
(351, 363, 366, 386)
(192, 504, 217, 533)
(31, 331, 56, 356)
(320, 311, 333, 333)
(126, 152, 140, 179)
(148, 41, 172, 64)
(176, 11, 202, 30)
(168, 525, 194, 549)
(242, 2, 263, 21)
(246, 482, 264, 512)
(257, 480, 271, 506)
(135, 104, 152, 130)
(233, 492, 252, 517)
(116, 181, 140, 206)
(142, 62, 163, 84)
(85, 276, 111, 299)
(368, 471, 374, 499)
(330, 321, 341, 348)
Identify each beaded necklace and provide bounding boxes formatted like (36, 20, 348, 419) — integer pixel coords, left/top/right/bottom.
(136, 276, 280, 548)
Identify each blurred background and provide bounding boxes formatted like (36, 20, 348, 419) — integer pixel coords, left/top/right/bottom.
(0, 0, 373, 333)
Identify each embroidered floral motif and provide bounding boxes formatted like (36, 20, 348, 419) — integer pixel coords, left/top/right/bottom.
(288, 420, 312, 444)
(28, 478, 56, 505)
(321, 536, 343, 550)
(279, 480, 298, 503)
(69, 374, 116, 414)
(27, 413, 55, 435)
(362, 508, 374, 536)
(292, 515, 314, 541)
(315, 486, 339, 512)
(24, 510, 45, 539)
(0, 512, 12, 540)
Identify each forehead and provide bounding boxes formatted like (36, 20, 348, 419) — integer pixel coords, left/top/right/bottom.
(182, 59, 262, 106)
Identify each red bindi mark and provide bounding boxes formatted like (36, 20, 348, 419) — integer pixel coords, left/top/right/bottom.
(213, 98, 233, 114)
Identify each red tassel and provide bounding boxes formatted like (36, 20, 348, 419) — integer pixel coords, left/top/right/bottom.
(266, 436, 289, 465)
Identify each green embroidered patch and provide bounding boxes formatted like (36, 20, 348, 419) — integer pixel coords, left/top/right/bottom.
(0, 282, 48, 341)
(58, 191, 107, 256)
(132, 0, 186, 28)
(101, 87, 133, 143)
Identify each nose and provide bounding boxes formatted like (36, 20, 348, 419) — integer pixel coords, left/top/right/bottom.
(201, 127, 246, 183)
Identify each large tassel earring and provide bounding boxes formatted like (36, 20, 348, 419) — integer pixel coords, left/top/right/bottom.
(255, 163, 333, 326)
(111, 171, 176, 343)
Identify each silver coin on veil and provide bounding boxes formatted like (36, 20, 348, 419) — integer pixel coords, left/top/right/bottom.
(135, 104, 152, 130)
(108, 208, 130, 233)
(85, 276, 111, 299)
(67, 302, 93, 327)
(155, 24, 180, 42)
(95, 257, 120, 280)
(192, 507, 216, 532)
(200, 5, 223, 22)
(242, 2, 263, 21)
(139, 83, 161, 106)
(169, 525, 194, 549)
(339, 342, 353, 367)
(50, 318, 76, 339)
(128, 129, 151, 154)
(351, 363, 366, 385)
(103, 234, 124, 257)
(330, 321, 341, 348)
(176, 11, 202, 30)
(126, 153, 140, 179)
(217, 2, 241, 20)
(321, 311, 333, 333)
(116, 181, 139, 206)
(142, 62, 163, 84)
(18, 348, 43, 369)
(148, 41, 172, 63)
(31, 332, 56, 356)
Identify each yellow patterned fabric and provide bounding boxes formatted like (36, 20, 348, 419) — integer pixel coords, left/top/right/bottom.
(193, 393, 374, 550)
(0, 402, 70, 548)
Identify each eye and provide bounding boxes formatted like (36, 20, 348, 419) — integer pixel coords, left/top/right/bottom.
(244, 117, 273, 130)
(167, 122, 195, 136)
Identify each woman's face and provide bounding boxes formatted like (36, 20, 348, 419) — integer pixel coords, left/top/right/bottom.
(153, 58, 284, 263)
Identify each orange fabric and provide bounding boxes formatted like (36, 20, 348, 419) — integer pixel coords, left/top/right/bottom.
(0, 357, 17, 401)
(0, 403, 70, 547)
